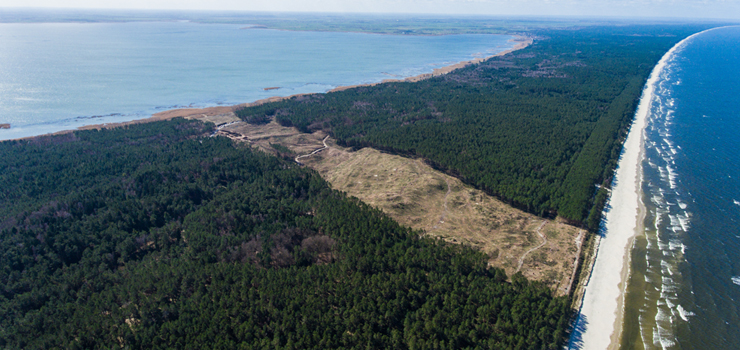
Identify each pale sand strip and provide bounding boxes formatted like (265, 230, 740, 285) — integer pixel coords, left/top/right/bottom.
(568, 29, 715, 350)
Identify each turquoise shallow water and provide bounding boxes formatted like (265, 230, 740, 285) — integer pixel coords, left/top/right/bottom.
(621, 26, 740, 349)
(0, 20, 514, 140)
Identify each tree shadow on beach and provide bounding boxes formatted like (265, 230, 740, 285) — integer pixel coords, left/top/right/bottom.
(597, 134, 640, 240)
(567, 313, 589, 350)
(597, 200, 613, 239)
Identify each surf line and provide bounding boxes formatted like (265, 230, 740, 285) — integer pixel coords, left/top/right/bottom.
(567, 27, 722, 350)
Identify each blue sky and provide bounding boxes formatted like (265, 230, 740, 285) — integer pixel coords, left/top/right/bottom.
(1, 0, 739, 20)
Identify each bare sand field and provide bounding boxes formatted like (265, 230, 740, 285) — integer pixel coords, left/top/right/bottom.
(216, 119, 582, 295)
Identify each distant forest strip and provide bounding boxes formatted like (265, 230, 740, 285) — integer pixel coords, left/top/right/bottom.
(0, 120, 570, 349)
(235, 24, 715, 229)
(0, 9, 593, 34)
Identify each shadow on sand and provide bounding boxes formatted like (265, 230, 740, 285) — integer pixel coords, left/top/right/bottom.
(567, 313, 588, 350)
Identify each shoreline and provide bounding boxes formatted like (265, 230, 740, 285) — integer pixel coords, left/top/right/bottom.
(568, 30, 711, 350)
(3, 35, 531, 142)
(329, 36, 532, 92)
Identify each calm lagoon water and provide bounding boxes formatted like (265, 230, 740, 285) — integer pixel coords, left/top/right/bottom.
(621, 26, 740, 350)
(0, 21, 514, 140)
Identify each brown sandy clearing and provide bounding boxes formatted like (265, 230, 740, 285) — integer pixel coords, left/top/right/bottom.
(218, 120, 582, 295)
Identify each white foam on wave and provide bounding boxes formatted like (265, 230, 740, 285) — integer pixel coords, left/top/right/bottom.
(657, 236, 670, 251)
(661, 260, 674, 276)
(640, 316, 650, 350)
(661, 275, 677, 295)
(653, 325, 677, 349)
(654, 305, 679, 349)
(655, 304, 673, 323)
(654, 210, 664, 231)
(666, 165, 678, 189)
(678, 213, 691, 232)
(668, 215, 682, 232)
(734, 199, 740, 206)
(667, 239, 687, 255)
(732, 276, 740, 286)
(652, 194, 664, 206)
(665, 298, 676, 310)
(654, 325, 677, 349)
(658, 166, 667, 179)
(657, 86, 668, 97)
(676, 305, 695, 322)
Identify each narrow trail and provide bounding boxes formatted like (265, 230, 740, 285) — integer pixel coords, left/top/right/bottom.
(210, 120, 244, 138)
(516, 220, 548, 273)
(295, 135, 330, 165)
(217, 120, 243, 130)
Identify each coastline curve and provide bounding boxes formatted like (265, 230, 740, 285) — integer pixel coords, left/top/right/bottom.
(567, 27, 724, 350)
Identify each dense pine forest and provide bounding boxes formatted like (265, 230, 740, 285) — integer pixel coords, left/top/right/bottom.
(0, 120, 569, 349)
(236, 24, 714, 228)
(1, 23, 723, 349)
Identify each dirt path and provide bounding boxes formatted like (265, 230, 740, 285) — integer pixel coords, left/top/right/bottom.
(211, 121, 244, 137)
(516, 221, 548, 273)
(295, 135, 330, 165)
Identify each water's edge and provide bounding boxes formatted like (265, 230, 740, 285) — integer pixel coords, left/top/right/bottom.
(567, 28, 716, 350)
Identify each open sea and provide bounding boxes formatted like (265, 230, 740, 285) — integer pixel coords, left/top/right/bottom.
(621, 26, 740, 349)
(0, 17, 514, 140)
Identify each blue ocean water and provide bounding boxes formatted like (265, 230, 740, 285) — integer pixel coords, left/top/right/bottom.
(621, 26, 740, 349)
(0, 21, 514, 140)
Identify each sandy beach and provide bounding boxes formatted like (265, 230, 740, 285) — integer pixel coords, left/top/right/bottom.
(568, 31, 708, 350)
